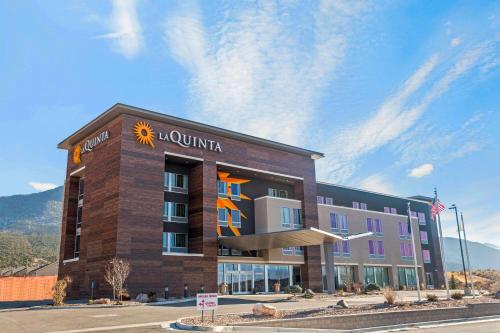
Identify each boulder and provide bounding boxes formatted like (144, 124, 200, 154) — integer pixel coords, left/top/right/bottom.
(336, 299, 349, 309)
(136, 293, 149, 303)
(252, 303, 277, 317)
(93, 298, 111, 304)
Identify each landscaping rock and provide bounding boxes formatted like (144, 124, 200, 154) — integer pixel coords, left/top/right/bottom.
(252, 303, 277, 317)
(93, 298, 111, 304)
(136, 293, 148, 303)
(336, 299, 349, 309)
(304, 289, 315, 299)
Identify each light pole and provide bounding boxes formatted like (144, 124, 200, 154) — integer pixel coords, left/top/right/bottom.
(407, 202, 422, 302)
(460, 212, 475, 298)
(449, 204, 468, 288)
(434, 188, 450, 299)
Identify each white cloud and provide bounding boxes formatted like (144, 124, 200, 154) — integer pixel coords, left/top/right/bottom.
(96, 0, 143, 59)
(450, 37, 461, 47)
(29, 182, 58, 192)
(359, 174, 396, 195)
(318, 41, 494, 182)
(164, 1, 370, 145)
(409, 163, 433, 178)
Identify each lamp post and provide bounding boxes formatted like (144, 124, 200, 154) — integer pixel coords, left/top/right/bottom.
(460, 212, 475, 298)
(407, 202, 421, 302)
(449, 204, 468, 288)
(434, 188, 450, 299)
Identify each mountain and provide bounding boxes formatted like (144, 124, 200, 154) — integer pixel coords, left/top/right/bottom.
(443, 237, 500, 271)
(0, 186, 63, 235)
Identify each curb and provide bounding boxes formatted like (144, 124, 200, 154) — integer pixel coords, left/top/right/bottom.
(174, 314, 500, 332)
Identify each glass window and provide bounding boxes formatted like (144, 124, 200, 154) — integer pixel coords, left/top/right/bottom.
(174, 203, 187, 217)
(278, 190, 288, 198)
(368, 240, 375, 256)
(253, 265, 265, 292)
(342, 240, 350, 256)
(352, 201, 360, 209)
(163, 202, 169, 219)
(175, 174, 186, 188)
(333, 242, 340, 256)
(384, 207, 390, 213)
(420, 231, 428, 244)
(339, 215, 348, 234)
(230, 183, 241, 199)
(218, 208, 228, 226)
(317, 196, 325, 204)
(406, 243, 414, 258)
(268, 188, 278, 197)
(294, 246, 304, 255)
(330, 213, 338, 231)
(231, 210, 241, 228)
(377, 240, 385, 257)
(78, 179, 84, 200)
(74, 234, 80, 257)
(218, 181, 227, 197)
(162, 232, 168, 251)
(375, 219, 382, 234)
(400, 242, 406, 258)
(423, 250, 431, 263)
(418, 212, 426, 225)
(282, 247, 293, 255)
(293, 208, 302, 228)
(267, 265, 290, 292)
(390, 208, 397, 214)
(281, 207, 291, 228)
(164, 172, 170, 189)
(76, 206, 83, 226)
(171, 233, 187, 248)
(367, 218, 373, 232)
(411, 211, 418, 217)
(360, 203, 368, 210)
(325, 197, 333, 205)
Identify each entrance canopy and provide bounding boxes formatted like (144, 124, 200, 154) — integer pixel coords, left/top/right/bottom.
(218, 227, 345, 251)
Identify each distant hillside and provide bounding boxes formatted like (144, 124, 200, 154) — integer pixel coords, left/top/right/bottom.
(444, 237, 500, 271)
(0, 186, 63, 235)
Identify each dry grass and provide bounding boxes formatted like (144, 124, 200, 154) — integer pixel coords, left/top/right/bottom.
(383, 287, 395, 305)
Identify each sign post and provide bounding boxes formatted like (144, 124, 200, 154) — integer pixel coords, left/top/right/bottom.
(196, 293, 218, 323)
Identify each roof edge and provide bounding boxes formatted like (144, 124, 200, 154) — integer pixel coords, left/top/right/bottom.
(57, 103, 324, 159)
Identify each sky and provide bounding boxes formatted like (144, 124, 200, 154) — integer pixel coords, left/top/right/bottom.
(0, 0, 499, 246)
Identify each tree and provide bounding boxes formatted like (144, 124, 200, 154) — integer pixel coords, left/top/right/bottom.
(450, 274, 457, 290)
(52, 276, 72, 306)
(104, 257, 130, 302)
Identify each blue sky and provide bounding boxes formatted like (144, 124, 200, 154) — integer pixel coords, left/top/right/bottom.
(0, 0, 499, 245)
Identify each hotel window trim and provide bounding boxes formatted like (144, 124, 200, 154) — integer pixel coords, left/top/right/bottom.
(281, 207, 291, 228)
(164, 172, 188, 193)
(163, 232, 188, 253)
(420, 231, 429, 244)
(231, 209, 241, 228)
(218, 208, 228, 227)
(230, 183, 241, 200)
(292, 208, 302, 228)
(164, 202, 188, 223)
(422, 249, 431, 263)
(217, 181, 228, 198)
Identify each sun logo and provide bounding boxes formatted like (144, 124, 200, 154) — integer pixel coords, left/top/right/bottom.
(133, 121, 155, 148)
(73, 145, 81, 164)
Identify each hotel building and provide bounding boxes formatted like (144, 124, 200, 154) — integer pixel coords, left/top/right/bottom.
(58, 104, 444, 298)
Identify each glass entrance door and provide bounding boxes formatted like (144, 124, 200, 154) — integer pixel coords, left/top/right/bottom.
(230, 271, 239, 293)
(239, 272, 253, 293)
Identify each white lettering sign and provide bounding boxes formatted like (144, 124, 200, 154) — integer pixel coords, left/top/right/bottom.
(81, 131, 110, 153)
(196, 293, 218, 311)
(158, 131, 222, 153)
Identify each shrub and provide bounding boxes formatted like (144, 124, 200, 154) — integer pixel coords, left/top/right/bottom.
(352, 282, 363, 294)
(451, 291, 463, 300)
(52, 276, 72, 306)
(148, 291, 157, 303)
(489, 281, 500, 294)
(382, 287, 395, 305)
(426, 294, 438, 302)
(450, 274, 457, 290)
(289, 285, 302, 294)
(343, 274, 353, 292)
(365, 283, 381, 292)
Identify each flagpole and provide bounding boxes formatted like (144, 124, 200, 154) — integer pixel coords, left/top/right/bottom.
(460, 212, 475, 298)
(407, 202, 421, 302)
(434, 188, 450, 299)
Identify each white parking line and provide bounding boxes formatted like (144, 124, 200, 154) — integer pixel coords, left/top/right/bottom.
(89, 314, 118, 318)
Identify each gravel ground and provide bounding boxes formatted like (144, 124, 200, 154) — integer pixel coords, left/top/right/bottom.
(181, 296, 499, 327)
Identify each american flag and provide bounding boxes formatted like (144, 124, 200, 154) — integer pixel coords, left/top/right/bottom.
(431, 198, 446, 218)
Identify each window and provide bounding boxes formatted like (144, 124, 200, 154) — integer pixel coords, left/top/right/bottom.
(368, 240, 376, 257)
(76, 206, 83, 227)
(411, 211, 417, 217)
(317, 196, 325, 204)
(333, 242, 340, 256)
(78, 179, 84, 201)
(342, 240, 350, 256)
(230, 183, 241, 200)
(74, 234, 80, 258)
(330, 213, 338, 232)
(165, 173, 188, 192)
(281, 207, 291, 228)
(218, 181, 227, 197)
(293, 208, 302, 228)
(268, 188, 278, 197)
(278, 190, 288, 198)
(164, 202, 188, 222)
(406, 243, 414, 258)
(360, 203, 368, 210)
(174, 203, 187, 217)
(375, 219, 383, 235)
(175, 174, 186, 189)
(377, 240, 385, 257)
(384, 207, 390, 213)
(163, 232, 188, 253)
(390, 208, 397, 214)
(231, 210, 241, 228)
(325, 197, 333, 205)
(418, 212, 426, 225)
(367, 218, 373, 232)
(282, 247, 293, 255)
(218, 208, 228, 226)
(385, 207, 397, 214)
(399, 221, 410, 239)
(420, 231, 428, 244)
(352, 201, 360, 209)
(339, 215, 348, 234)
(294, 246, 304, 255)
(423, 250, 431, 263)
(400, 242, 406, 258)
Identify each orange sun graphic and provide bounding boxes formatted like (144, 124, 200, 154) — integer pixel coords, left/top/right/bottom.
(133, 121, 155, 148)
(73, 145, 81, 164)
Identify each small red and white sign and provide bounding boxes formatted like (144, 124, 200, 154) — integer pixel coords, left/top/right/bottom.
(196, 293, 218, 311)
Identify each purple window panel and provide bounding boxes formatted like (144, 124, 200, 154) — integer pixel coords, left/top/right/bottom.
(368, 240, 375, 255)
(390, 208, 397, 214)
(384, 207, 390, 213)
(406, 243, 413, 257)
(330, 213, 338, 229)
(400, 243, 406, 257)
(375, 219, 382, 233)
(367, 218, 373, 232)
(398, 222, 404, 236)
(333, 242, 339, 253)
(377, 240, 385, 256)
(342, 240, 350, 254)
